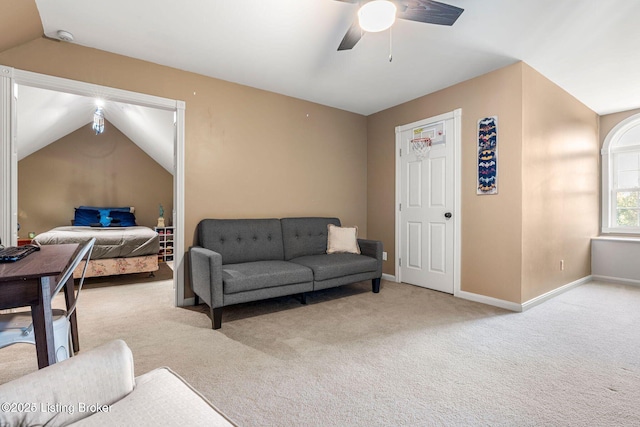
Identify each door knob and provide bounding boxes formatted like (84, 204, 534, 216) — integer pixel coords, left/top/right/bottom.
(444, 212, 452, 219)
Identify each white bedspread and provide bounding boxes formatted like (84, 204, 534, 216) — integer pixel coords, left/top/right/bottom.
(33, 226, 160, 260)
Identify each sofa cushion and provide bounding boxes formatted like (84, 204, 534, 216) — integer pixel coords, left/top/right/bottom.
(197, 219, 284, 265)
(281, 217, 341, 260)
(289, 253, 378, 281)
(326, 224, 361, 254)
(222, 261, 313, 294)
(73, 367, 236, 426)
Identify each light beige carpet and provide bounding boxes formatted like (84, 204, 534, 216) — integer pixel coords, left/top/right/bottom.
(1, 271, 639, 426)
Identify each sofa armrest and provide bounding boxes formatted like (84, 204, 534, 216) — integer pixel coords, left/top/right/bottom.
(358, 238, 383, 277)
(189, 246, 224, 309)
(73, 367, 237, 426)
(0, 339, 135, 427)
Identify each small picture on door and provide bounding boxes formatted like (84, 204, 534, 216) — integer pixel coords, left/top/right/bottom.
(477, 116, 498, 195)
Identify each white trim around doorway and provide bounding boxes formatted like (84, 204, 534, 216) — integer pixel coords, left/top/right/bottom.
(394, 108, 462, 296)
(0, 65, 188, 307)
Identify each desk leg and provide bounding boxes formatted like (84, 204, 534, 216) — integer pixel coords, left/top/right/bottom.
(31, 276, 56, 369)
(63, 276, 79, 353)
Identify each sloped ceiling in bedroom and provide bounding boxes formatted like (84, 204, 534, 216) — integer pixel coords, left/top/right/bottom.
(17, 85, 175, 174)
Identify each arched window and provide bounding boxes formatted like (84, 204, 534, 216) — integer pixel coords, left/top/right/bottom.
(602, 113, 640, 233)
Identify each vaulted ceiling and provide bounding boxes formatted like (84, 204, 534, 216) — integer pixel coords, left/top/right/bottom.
(17, 86, 175, 173)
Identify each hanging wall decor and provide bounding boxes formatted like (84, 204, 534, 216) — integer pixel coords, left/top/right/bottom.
(477, 116, 498, 195)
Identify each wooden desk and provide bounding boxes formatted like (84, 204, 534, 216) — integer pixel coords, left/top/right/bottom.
(0, 244, 80, 368)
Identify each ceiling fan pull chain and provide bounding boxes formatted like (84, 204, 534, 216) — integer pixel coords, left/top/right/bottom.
(389, 27, 393, 62)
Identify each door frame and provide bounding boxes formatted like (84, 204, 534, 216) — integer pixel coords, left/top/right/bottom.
(394, 108, 462, 296)
(0, 65, 188, 307)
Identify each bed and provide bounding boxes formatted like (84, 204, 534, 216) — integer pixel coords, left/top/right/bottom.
(33, 206, 160, 278)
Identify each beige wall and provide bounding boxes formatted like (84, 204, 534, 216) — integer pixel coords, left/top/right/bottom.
(0, 1, 42, 53)
(367, 63, 525, 303)
(520, 64, 599, 302)
(0, 38, 368, 298)
(367, 62, 600, 304)
(18, 120, 173, 235)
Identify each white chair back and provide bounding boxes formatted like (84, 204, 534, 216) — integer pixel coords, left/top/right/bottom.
(53, 238, 96, 318)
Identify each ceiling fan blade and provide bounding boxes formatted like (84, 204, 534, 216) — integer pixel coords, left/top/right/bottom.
(338, 21, 362, 51)
(397, 0, 464, 26)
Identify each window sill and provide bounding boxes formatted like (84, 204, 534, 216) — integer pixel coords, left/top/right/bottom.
(593, 235, 640, 242)
(601, 227, 640, 235)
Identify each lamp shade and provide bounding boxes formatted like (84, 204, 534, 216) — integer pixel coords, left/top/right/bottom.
(358, 0, 397, 33)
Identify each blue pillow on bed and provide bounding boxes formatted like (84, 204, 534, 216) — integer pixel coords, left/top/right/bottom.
(109, 210, 137, 227)
(74, 208, 100, 226)
(77, 206, 135, 227)
(98, 209, 112, 227)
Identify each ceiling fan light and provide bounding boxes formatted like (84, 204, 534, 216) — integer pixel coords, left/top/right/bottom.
(358, 1, 397, 33)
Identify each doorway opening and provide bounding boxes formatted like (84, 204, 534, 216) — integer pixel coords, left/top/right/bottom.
(0, 65, 187, 306)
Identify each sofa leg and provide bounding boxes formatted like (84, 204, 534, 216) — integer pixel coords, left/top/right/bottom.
(194, 294, 200, 305)
(300, 292, 307, 305)
(211, 307, 222, 330)
(372, 278, 381, 293)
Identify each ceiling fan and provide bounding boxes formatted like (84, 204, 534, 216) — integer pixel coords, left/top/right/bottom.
(334, 0, 464, 51)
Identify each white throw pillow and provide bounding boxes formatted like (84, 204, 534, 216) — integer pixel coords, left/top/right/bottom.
(326, 224, 361, 254)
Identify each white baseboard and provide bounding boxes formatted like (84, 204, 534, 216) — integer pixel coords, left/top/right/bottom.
(456, 290, 522, 312)
(592, 275, 640, 287)
(520, 275, 592, 311)
(456, 275, 592, 312)
(382, 273, 397, 282)
(182, 296, 196, 306)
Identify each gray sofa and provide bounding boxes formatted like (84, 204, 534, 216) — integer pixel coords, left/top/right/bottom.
(189, 217, 383, 329)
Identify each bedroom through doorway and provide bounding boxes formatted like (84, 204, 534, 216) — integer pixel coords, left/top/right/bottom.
(0, 65, 187, 306)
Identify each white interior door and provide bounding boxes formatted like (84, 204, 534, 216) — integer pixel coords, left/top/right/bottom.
(398, 115, 455, 294)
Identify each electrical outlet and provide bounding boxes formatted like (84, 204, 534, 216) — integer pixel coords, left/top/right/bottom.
(382, 251, 388, 261)
(560, 260, 564, 271)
